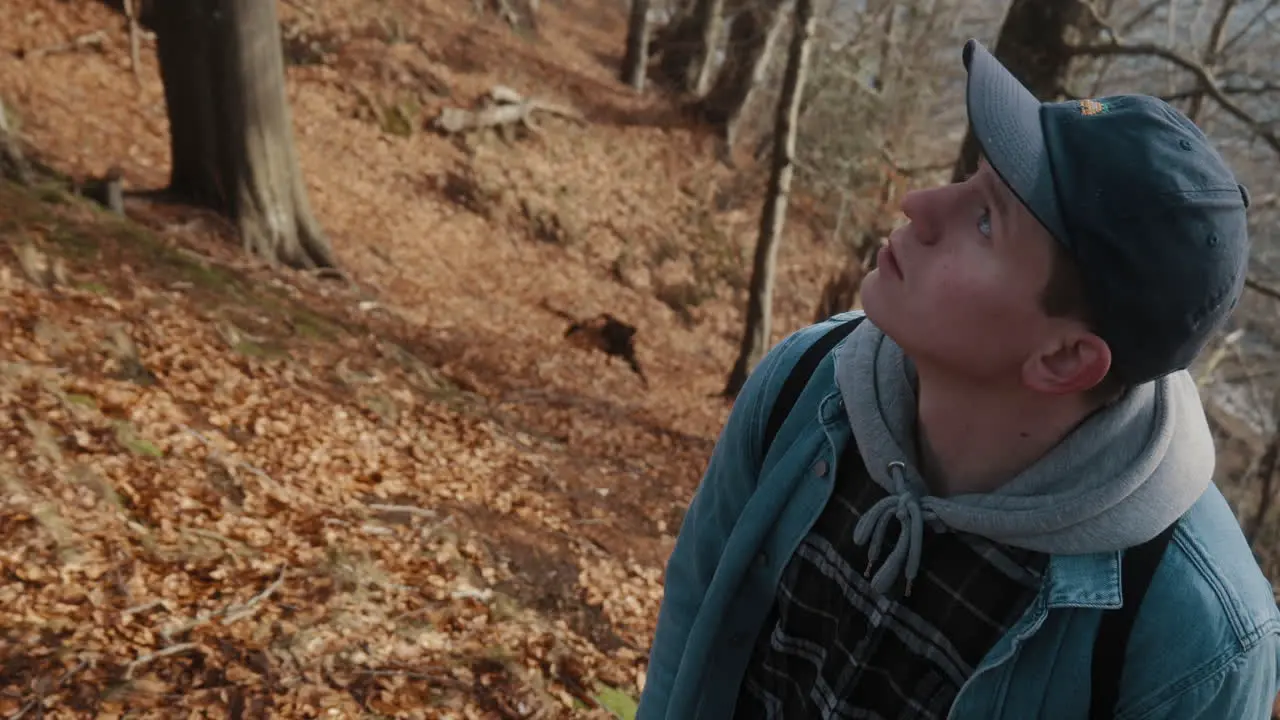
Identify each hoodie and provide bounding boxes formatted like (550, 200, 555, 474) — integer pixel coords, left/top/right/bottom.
(832, 318, 1217, 595)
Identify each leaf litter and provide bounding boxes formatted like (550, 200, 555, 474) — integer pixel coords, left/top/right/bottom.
(0, 0, 853, 716)
(0, 188, 651, 717)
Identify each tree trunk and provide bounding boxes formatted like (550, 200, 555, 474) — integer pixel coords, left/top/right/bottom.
(1247, 428, 1280, 546)
(869, 0, 896, 92)
(653, 0, 726, 94)
(153, 0, 222, 208)
(1185, 0, 1238, 124)
(695, 0, 789, 149)
(950, 0, 1099, 183)
(152, 0, 336, 270)
(621, 0, 651, 90)
(723, 0, 816, 398)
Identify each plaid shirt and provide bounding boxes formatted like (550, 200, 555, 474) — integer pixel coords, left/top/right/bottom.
(733, 440, 1048, 719)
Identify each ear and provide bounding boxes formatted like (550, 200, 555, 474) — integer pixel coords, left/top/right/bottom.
(1021, 331, 1112, 396)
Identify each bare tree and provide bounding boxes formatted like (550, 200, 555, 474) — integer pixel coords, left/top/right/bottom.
(695, 0, 791, 149)
(724, 0, 818, 398)
(788, 0, 961, 323)
(1247, 426, 1280, 545)
(868, 0, 897, 92)
(622, 0, 652, 90)
(950, 0, 1102, 182)
(149, 0, 337, 270)
(1184, 0, 1241, 123)
(1068, 20, 1280, 156)
(652, 0, 728, 94)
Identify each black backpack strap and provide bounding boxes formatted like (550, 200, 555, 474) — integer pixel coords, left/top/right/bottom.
(761, 316, 864, 461)
(1088, 521, 1179, 719)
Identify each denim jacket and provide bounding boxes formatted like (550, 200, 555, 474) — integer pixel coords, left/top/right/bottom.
(639, 312, 1280, 719)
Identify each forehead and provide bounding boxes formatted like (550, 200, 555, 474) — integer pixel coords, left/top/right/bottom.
(975, 159, 1029, 225)
(975, 157, 1012, 205)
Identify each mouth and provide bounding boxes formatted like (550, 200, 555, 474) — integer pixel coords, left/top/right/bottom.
(878, 237, 904, 280)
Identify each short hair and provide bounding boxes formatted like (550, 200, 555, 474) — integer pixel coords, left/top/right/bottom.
(1040, 242, 1128, 405)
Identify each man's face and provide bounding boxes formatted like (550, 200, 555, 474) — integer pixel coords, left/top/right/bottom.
(861, 159, 1082, 387)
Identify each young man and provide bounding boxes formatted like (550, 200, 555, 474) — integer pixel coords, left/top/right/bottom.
(638, 38, 1280, 719)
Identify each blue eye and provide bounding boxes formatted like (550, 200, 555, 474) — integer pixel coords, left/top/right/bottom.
(977, 209, 992, 237)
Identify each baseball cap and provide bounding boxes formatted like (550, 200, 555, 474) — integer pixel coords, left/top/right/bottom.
(960, 38, 1251, 387)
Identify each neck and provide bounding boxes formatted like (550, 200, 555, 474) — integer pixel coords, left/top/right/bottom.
(914, 369, 1097, 497)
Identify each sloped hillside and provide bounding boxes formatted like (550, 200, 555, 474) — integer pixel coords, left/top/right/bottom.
(0, 0, 853, 716)
(0, 179, 663, 717)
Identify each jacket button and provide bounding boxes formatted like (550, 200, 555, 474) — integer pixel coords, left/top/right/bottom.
(756, 552, 769, 567)
(813, 459, 829, 477)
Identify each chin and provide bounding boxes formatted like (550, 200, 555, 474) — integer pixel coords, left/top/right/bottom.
(858, 274, 891, 326)
(860, 300, 983, 376)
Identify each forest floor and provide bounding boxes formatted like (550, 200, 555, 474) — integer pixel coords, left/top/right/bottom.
(0, 0, 849, 717)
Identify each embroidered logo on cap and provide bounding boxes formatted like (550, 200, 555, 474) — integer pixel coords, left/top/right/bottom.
(1080, 99, 1107, 116)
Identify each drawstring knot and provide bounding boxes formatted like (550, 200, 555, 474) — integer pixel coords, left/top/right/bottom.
(852, 460, 926, 597)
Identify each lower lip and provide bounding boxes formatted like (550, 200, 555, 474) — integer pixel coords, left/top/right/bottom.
(879, 245, 903, 279)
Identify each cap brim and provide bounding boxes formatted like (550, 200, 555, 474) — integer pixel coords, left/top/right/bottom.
(962, 39, 1071, 249)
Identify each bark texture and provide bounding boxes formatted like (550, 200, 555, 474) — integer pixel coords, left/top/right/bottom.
(153, 0, 336, 269)
(653, 0, 726, 95)
(695, 0, 789, 149)
(723, 0, 816, 398)
(950, 0, 1100, 182)
(621, 0, 651, 90)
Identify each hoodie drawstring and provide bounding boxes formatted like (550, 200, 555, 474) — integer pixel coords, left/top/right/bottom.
(852, 460, 926, 596)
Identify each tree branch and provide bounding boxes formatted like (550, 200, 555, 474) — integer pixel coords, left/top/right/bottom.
(1118, 0, 1174, 37)
(1203, 0, 1239, 67)
(1183, 0, 1240, 122)
(875, 145, 954, 177)
(1159, 81, 1280, 103)
(1068, 40, 1280, 155)
(1218, 0, 1280, 59)
(1246, 276, 1280, 303)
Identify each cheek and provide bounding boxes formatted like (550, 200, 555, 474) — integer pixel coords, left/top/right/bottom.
(921, 261, 1043, 352)
(925, 259, 1005, 314)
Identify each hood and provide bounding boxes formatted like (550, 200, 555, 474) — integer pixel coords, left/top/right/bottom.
(832, 318, 1216, 595)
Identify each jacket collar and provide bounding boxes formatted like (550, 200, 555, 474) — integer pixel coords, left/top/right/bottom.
(1044, 551, 1124, 609)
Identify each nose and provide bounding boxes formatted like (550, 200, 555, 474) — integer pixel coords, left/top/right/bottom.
(899, 185, 950, 245)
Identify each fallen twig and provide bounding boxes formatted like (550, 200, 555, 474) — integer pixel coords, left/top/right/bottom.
(121, 599, 170, 619)
(221, 566, 288, 624)
(367, 503, 438, 519)
(432, 85, 586, 136)
(357, 668, 469, 689)
(125, 643, 201, 680)
(161, 566, 287, 640)
(7, 698, 39, 720)
(421, 514, 456, 541)
(183, 527, 254, 558)
(180, 425, 307, 508)
(20, 31, 109, 61)
(7, 660, 89, 719)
